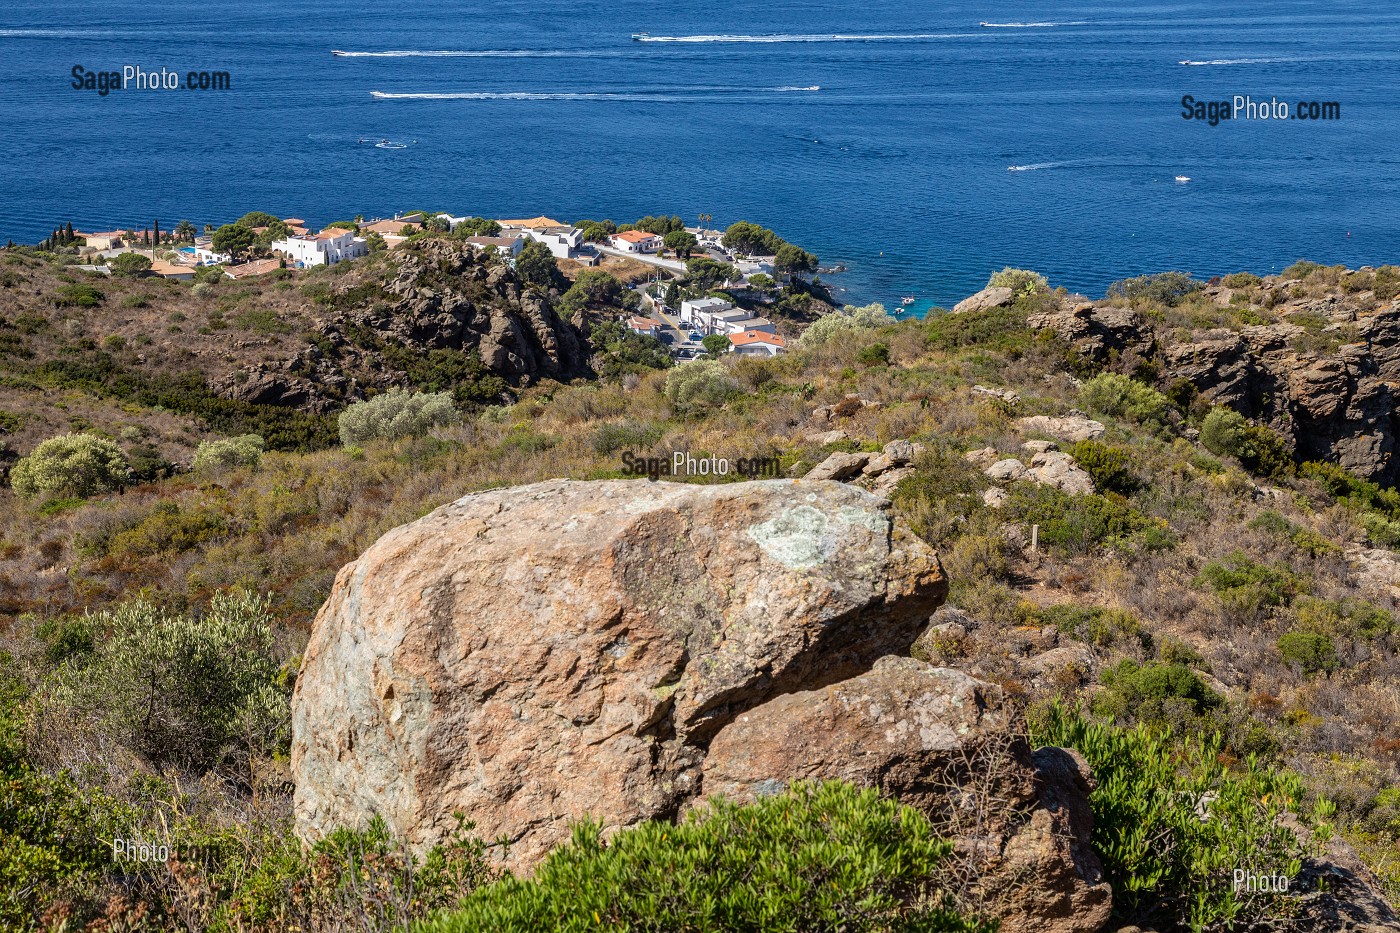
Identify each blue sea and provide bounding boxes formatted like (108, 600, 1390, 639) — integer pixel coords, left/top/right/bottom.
(2, 1, 1397, 310)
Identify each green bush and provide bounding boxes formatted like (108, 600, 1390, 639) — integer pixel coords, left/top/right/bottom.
(420, 781, 988, 933)
(54, 283, 104, 307)
(1096, 659, 1221, 726)
(1106, 271, 1202, 307)
(40, 591, 290, 771)
(1200, 407, 1293, 479)
(1195, 551, 1304, 616)
(986, 267, 1047, 297)
(924, 306, 1037, 356)
(1031, 703, 1325, 931)
(664, 359, 742, 410)
(856, 341, 890, 366)
(1068, 440, 1139, 494)
(1001, 483, 1168, 556)
(587, 320, 672, 379)
(797, 303, 894, 349)
(338, 388, 460, 446)
(591, 419, 665, 456)
(10, 433, 131, 499)
(194, 433, 267, 471)
(1079, 373, 1176, 433)
(1277, 630, 1339, 675)
(1038, 604, 1149, 650)
(1293, 596, 1394, 641)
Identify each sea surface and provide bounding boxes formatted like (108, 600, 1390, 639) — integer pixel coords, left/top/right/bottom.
(2, 0, 1397, 311)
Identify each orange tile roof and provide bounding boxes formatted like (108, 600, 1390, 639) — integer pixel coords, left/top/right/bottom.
(628, 316, 658, 329)
(312, 229, 349, 240)
(281, 217, 306, 225)
(614, 230, 661, 244)
(225, 258, 282, 278)
(362, 218, 422, 235)
(499, 216, 565, 229)
(729, 330, 785, 347)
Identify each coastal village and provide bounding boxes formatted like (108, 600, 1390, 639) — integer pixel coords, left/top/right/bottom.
(60, 211, 797, 360)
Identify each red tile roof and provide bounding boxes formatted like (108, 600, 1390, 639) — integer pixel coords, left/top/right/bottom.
(614, 230, 661, 244)
(729, 330, 785, 347)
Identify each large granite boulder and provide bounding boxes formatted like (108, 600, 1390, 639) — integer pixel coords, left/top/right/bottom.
(700, 656, 1113, 933)
(291, 478, 947, 870)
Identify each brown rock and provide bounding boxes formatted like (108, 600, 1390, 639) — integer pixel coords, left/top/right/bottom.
(1017, 414, 1106, 444)
(952, 286, 1015, 315)
(806, 450, 872, 481)
(291, 478, 947, 871)
(699, 657, 1111, 933)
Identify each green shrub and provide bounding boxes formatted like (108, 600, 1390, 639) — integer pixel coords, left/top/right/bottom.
(1079, 373, 1176, 433)
(1195, 551, 1304, 615)
(798, 303, 894, 349)
(588, 320, 672, 379)
(1001, 483, 1168, 556)
(1245, 510, 1339, 557)
(591, 419, 665, 456)
(108, 501, 231, 557)
(194, 433, 267, 471)
(1031, 703, 1325, 931)
(664, 359, 742, 410)
(40, 591, 289, 771)
(986, 267, 1047, 297)
(54, 283, 104, 307)
(1293, 596, 1394, 641)
(1221, 272, 1263, 289)
(1277, 630, 1339, 675)
(338, 388, 460, 446)
(857, 341, 890, 366)
(420, 781, 988, 933)
(1200, 407, 1293, 479)
(1097, 659, 1221, 724)
(1068, 440, 1139, 494)
(10, 433, 131, 499)
(1038, 604, 1148, 650)
(1106, 271, 1202, 307)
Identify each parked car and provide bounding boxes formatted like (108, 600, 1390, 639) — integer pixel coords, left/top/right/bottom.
(688, 332, 704, 342)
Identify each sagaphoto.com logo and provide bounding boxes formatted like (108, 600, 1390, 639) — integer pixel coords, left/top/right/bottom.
(71, 64, 231, 97)
(1181, 94, 1340, 126)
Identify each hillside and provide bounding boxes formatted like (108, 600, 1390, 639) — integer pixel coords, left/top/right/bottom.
(2, 245, 1400, 931)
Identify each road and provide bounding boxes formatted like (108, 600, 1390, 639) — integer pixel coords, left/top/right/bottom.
(595, 245, 687, 273)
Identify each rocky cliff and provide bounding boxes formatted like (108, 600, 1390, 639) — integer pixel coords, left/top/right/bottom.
(217, 240, 590, 410)
(1025, 282, 1400, 483)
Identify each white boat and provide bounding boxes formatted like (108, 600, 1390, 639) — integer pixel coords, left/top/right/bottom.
(631, 32, 649, 41)
(376, 140, 407, 149)
(1175, 175, 1191, 183)
(901, 296, 916, 307)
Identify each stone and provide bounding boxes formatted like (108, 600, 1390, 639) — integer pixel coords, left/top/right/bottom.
(1026, 451, 1096, 495)
(699, 657, 1112, 933)
(866, 466, 916, 498)
(1027, 303, 1155, 365)
(805, 451, 872, 481)
(952, 286, 1015, 315)
(983, 487, 1009, 508)
(973, 384, 1020, 405)
(964, 447, 1001, 468)
(1022, 439, 1059, 454)
(985, 458, 1029, 482)
(881, 438, 922, 464)
(805, 429, 851, 446)
(1016, 414, 1106, 443)
(291, 478, 947, 871)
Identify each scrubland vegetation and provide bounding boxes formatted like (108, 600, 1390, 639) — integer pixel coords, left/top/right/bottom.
(1, 251, 1398, 930)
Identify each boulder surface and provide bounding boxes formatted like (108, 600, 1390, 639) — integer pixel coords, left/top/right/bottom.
(292, 478, 946, 869)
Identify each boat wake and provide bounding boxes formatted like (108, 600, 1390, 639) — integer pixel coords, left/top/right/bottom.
(371, 86, 820, 101)
(629, 32, 974, 43)
(979, 21, 1086, 28)
(1178, 57, 1300, 66)
(1007, 161, 1068, 172)
(333, 48, 620, 58)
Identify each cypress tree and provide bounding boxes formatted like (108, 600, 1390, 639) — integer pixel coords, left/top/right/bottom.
(65, 221, 75, 243)
(153, 219, 161, 247)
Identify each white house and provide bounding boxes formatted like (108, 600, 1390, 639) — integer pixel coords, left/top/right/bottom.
(627, 316, 662, 338)
(194, 242, 231, 265)
(464, 235, 525, 259)
(679, 297, 732, 330)
(609, 230, 663, 254)
(729, 330, 786, 356)
(521, 225, 585, 259)
(712, 313, 777, 337)
(271, 228, 367, 268)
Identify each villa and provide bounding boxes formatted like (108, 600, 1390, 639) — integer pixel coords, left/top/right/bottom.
(729, 330, 786, 357)
(148, 259, 195, 282)
(627, 316, 662, 338)
(80, 231, 126, 250)
(679, 297, 733, 330)
(271, 228, 367, 268)
(608, 230, 663, 254)
(194, 242, 232, 265)
(679, 297, 778, 338)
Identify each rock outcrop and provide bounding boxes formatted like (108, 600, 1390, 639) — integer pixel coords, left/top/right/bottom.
(953, 286, 1014, 315)
(216, 240, 589, 410)
(292, 478, 947, 870)
(1018, 292, 1400, 483)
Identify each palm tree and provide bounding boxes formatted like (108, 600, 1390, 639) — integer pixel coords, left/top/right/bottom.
(174, 220, 197, 242)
